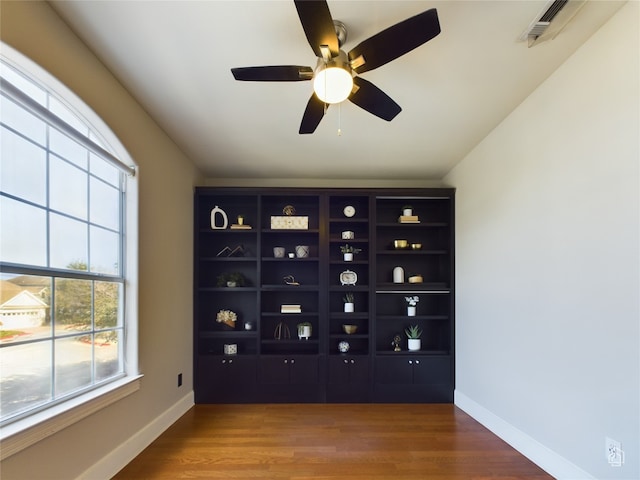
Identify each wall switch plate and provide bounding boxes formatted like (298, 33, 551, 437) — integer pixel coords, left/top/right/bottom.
(606, 437, 624, 466)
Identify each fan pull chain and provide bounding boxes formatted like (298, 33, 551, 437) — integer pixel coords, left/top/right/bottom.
(337, 102, 342, 136)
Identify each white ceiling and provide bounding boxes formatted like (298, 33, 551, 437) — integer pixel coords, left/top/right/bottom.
(49, 0, 625, 181)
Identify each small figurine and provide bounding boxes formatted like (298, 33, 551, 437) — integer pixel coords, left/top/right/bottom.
(392, 334, 402, 352)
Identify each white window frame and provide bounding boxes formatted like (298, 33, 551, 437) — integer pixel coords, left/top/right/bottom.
(0, 43, 141, 460)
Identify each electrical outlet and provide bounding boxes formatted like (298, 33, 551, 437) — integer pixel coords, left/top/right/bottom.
(177, 373, 183, 387)
(606, 437, 624, 467)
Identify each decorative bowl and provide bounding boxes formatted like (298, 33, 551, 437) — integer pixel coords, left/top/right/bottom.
(411, 243, 422, 250)
(408, 275, 424, 284)
(342, 324, 358, 334)
(393, 239, 408, 249)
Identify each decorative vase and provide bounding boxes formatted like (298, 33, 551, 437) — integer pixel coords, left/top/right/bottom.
(407, 306, 416, 316)
(403, 208, 413, 217)
(344, 302, 354, 313)
(295, 245, 309, 258)
(344, 252, 353, 262)
(408, 338, 421, 351)
(393, 266, 404, 283)
(210, 205, 228, 229)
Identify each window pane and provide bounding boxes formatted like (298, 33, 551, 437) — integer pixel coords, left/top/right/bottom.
(49, 96, 88, 136)
(54, 336, 92, 397)
(0, 273, 52, 341)
(53, 277, 91, 335)
(0, 341, 52, 419)
(50, 155, 88, 220)
(0, 97, 47, 146)
(90, 177, 119, 230)
(90, 153, 120, 187)
(1, 126, 47, 205)
(0, 65, 47, 107)
(50, 213, 88, 270)
(95, 329, 122, 383)
(0, 196, 47, 266)
(90, 226, 119, 275)
(94, 281, 121, 329)
(49, 129, 88, 169)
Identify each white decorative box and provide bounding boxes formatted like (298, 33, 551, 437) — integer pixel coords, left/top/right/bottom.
(270, 216, 309, 230)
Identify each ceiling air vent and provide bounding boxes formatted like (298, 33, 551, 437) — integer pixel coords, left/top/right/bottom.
(519, 0, 587, 47)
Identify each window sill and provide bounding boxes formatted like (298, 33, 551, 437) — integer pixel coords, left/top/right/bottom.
(0, 374, 143, 460)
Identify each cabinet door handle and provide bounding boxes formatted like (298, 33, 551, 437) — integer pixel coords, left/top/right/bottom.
(408, 360, 413, 365)
(415, 360, 420, 365)
(291, 359, 295, 364)
(229, 359, 233, 364)
(344, 359, 349, 364)
(222, 359, 227, 364)
(350, 359, 355, 364)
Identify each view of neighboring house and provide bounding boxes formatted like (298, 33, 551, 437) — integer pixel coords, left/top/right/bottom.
(0, 278, 49, 330)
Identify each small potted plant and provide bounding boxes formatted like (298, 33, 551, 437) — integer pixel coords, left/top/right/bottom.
(297, 321, 312, 340)
(216, 272, 246, 288)
(343, 292, 355, 313)
(405, 295, 419, 316)
(340, 244, 362, 262)
(405, 324, 422, 351)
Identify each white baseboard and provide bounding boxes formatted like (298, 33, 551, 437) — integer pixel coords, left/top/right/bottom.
(455, 390, 594, 480)
(77, 391, 194, 480)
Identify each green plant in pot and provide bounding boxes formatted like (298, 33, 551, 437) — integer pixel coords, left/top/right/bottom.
(216, 271, 246, 287)
(343, 292, 355, 312)
(340, 244, 362, 262)
(405, 324, 422, 351)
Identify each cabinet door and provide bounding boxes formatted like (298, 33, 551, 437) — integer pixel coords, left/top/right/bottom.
(260, 356, 291, 384)
(289, 356, 319, 385)
(374, 357, 413, 384)
(196, 355, 257, 402)
(411, 356, 451, 385)
(348, 356, 370, 384)
(328, 356, 351, 384)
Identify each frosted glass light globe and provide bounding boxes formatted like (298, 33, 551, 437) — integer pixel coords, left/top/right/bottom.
(313, 67, 353, 104)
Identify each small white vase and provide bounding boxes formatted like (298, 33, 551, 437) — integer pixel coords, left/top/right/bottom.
(403, 208, 413, 217)
(407, 305, 416, 316)
(408, 338, 421, 351)
(344, 252, 353, 262)
(344, 302, 354, 313)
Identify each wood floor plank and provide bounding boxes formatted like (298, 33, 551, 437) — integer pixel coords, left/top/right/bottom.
(112, 404, 555, 480)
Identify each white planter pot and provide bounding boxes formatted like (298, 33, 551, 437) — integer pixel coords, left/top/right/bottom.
(343, 253, 353, 262)
(407, 306, 416, 316)
(408, 338, 421, 351)
(344, 302, 354, 313)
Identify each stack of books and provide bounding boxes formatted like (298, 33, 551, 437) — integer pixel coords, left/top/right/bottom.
(398, 215, 420, 223)
(230, 223, 252, 229)
(280, 304, 302, 314)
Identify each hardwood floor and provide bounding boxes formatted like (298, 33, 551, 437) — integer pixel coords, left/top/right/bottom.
(113, 404, 554, 480)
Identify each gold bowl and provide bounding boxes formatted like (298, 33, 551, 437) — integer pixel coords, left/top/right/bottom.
(393, 239, 408, 249)
(342, 324, 358, 334)
(411, 243, 422, 250)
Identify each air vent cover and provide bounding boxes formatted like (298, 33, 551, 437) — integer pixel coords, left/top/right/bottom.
(519, 0, 586, 47)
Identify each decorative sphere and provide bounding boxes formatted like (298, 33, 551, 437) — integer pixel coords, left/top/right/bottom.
(338, 341, 350, 353)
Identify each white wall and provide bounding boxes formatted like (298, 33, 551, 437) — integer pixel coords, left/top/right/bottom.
(446, 2, 639, 479)
(0, 2, 199, 478)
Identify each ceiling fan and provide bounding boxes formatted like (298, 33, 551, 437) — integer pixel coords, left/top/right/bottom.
(231, 1, 441, 134)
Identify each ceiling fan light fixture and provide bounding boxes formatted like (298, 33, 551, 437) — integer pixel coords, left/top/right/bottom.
(313, 66, 353, 103)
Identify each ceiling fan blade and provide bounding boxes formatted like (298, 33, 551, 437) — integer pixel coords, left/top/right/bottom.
(231, 66, 313, 82)
(299, 94, 327, 134)
(348, 8, 440, 74)
(294, 0, 339, 58)
(349, 76, 401, 121)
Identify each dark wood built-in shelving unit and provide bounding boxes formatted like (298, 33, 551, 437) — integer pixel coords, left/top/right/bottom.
(194, 187, 454, 403)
